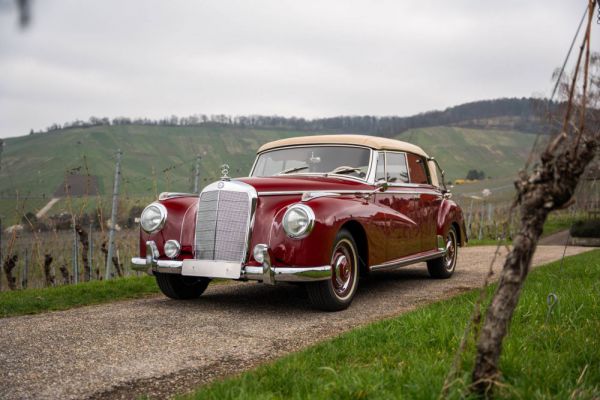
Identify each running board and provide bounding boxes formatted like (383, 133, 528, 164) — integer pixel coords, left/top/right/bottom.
(370, 250, 445, 272)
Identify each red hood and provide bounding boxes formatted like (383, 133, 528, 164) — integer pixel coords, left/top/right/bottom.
(237, 175, 372, 193)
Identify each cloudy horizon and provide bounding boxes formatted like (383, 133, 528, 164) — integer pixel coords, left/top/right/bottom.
(0, 0, 596, 138)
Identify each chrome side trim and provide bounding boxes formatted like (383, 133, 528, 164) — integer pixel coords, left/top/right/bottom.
(158, 192, 196, 200)
(258, 189, 439, 196)
(370, 250, 446, 272)
(301, 192, 341, 201)
(244, 265, 331, 282)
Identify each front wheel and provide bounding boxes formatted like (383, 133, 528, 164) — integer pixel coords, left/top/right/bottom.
(155, 272, 211, 299)
(307, 229, 359, 311)
(427, 226, 458, 279)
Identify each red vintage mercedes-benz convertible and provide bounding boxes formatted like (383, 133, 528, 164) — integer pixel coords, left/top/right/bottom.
(132, 135, 467, 310)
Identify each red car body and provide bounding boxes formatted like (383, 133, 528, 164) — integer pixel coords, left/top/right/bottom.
(132, 135, 467, 310)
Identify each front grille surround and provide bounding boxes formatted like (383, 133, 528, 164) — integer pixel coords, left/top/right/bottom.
(194, 180, 257, 264)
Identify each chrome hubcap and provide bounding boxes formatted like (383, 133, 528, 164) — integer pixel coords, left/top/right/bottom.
(331, 241, 355, 298)
(444, 231, 456, 270)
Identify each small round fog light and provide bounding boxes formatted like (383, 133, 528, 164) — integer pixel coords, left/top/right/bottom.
(253, 244, 268, 263)
(164, 240, 181, 259)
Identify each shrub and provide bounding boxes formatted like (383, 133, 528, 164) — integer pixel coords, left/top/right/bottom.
(570, 219, 600, 238)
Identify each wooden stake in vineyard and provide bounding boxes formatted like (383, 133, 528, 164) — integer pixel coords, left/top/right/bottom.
(471, 1, 599, 396)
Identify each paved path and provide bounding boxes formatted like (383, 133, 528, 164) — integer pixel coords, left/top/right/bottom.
(539, 229, 570, 246)
(0, 245, 592, 400)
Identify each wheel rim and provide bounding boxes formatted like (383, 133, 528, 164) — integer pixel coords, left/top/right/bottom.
(444, 230, 457, 271)
(331, 239, 356, 300)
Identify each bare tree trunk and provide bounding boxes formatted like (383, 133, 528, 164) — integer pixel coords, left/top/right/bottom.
(59, 264, 71, 285)
(471, 144, 594, 393)
(100, 240, 123, 278)
(112, 254, 123, 278)
(75, 223, 91, 281)
(43, 253, 55, 287)
(472, 3, 597, 395)
(3, 254, 18, 290)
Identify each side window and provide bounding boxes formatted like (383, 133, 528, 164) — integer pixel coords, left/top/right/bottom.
(406, 153, 430, 184)
(375, 152, 386, 181)
(386, 152, 409, 183)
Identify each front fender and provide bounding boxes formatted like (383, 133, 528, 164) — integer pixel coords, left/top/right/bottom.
(262, 195, 388, 267)
(138, 196, 198, 258)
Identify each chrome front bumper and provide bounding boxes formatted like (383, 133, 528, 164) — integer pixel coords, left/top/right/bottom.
(131, 242, 331, 284)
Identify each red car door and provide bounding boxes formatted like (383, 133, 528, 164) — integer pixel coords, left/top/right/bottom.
(406, 152, 441, 252)
(384, 152, 421, 259)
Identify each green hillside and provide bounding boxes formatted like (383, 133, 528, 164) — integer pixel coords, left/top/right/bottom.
(397, 127, 536, 181)
(0, 124, 536, 216)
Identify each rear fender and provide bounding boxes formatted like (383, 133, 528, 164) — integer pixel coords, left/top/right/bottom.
(436, 198, 467, 246)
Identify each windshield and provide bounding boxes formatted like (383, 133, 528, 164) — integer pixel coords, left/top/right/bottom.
(251, 146, 371, 179)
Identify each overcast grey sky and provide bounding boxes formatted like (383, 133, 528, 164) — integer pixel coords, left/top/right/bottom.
(0, 1, 596, 138)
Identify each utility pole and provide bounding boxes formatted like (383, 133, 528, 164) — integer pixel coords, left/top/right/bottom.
(105, 149, 122, 280)
(72, 224, 79, 283)
(193, 154, 201, 194)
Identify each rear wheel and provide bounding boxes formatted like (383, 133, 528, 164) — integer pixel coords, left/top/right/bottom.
(155, 272, 210, 299)
(307, 229, 359, 311)
(427, 226, 458, 279)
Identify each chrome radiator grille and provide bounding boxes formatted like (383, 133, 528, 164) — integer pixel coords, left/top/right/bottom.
(195, 188, 251, 262)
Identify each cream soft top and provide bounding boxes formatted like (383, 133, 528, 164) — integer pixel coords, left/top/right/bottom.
(257, 134, 429, 158)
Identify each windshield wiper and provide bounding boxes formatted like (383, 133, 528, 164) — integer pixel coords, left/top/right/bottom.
(329, 166, 361, 175)
(278, 166, 309, 175)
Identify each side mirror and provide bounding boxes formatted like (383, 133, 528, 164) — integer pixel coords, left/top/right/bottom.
(360, 180, 388, 200)
(376, 180, 389, 192)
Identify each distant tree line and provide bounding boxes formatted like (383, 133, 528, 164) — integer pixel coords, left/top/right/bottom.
(30, 97, 555, 137)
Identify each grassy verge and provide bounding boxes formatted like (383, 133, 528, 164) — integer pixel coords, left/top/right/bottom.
(0, 275, 160, 318)
(185, 250, 600, 399)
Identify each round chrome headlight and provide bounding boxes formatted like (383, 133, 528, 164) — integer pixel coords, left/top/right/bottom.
(164, 240, 181, 259)
(282, 204, 315, 238)
(140, 203, 167, 233)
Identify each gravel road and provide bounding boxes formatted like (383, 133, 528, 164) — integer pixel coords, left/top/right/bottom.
(0, 245, 592, 400)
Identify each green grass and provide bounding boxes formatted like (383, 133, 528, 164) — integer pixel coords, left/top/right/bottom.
(0, 275, 160, 318)
(184, 250, 600, 399)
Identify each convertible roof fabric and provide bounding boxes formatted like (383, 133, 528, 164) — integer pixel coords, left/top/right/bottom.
(257, 134, 429, 158)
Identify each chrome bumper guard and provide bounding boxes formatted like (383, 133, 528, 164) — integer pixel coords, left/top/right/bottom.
(131, 241, 331, 283)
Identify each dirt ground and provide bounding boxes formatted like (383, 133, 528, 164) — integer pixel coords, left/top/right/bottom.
(0, 245, 593, 400)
